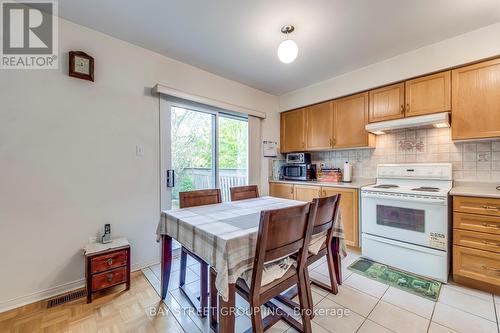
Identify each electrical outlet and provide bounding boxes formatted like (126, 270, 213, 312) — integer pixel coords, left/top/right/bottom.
(88, 236, 97, 244)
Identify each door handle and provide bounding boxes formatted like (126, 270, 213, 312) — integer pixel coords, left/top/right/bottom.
(166, 170, 175, 188)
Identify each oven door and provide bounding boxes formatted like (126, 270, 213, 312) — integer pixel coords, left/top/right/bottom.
(361, 191, 448, 250)
(283, 164, 306, 180)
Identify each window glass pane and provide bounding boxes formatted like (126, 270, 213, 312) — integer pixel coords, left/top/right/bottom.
(218, 116, 248, 201)
(376, 205, 425, 232)
(171, 107, 215, 208)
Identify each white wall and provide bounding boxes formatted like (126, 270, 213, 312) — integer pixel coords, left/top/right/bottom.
(279, 22, 500, 111)
(0, 18, 279, 311)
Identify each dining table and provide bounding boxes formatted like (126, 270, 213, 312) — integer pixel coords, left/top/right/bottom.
(156, 196, 346, 333)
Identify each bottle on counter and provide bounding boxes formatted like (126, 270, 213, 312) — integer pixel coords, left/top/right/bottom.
(343, 161, 353, 183)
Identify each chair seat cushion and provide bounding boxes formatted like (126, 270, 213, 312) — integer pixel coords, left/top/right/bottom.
(238, 266, 297, 294)
(240, 257, 295, 288)
(308, 233, 327, 255)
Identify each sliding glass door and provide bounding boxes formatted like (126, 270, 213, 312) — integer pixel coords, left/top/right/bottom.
(162, 97, 248, 210)
(218, 115, 248, 201)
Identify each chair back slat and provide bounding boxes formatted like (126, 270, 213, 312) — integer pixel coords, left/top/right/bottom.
(312, 194, 340, 235)
(250, 202, 317, 293)
(230, 185, 259, 201)
(179, 189, 222, 208)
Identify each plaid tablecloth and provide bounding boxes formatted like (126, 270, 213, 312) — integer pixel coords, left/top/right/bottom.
(156, 196, 346, 300)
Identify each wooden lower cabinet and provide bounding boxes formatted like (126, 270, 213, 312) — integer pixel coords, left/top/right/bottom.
(453, 196, 500, 293)
(323, 187, 359, 248)
(269, 182, 360, 248)
(269, 183, 294, 199)
(294, 185, 321, 202)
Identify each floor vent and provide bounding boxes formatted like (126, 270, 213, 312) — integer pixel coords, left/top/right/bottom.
(46, 288, 87, 308)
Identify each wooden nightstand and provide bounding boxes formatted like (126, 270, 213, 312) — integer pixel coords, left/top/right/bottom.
(84, 238, 130, 303)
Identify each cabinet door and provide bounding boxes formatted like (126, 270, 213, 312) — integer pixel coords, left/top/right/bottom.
(333, 92, 374, 148)
(294, 185, 321, 202)
(269, 183, 294, 199)
(322, 187, 359, 247)
(453, 245, 500, 287)
(405, 71, 451, 117)
(452, 58, 500, 140)
(281, 109, 306, 152)
(369, 83, 405, 123)
(305, 102, 333, 150)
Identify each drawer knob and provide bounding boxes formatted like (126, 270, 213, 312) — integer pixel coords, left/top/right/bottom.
(106, 273, 114, 282)
(481, 265, 500, 274)
(481, 205, 500, 211)
(481, 223, 500, 229)
(482, 240, 500, 248)
(107, 258, 113, 266)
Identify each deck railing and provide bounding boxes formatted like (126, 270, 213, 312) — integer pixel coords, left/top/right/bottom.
(178, 168, 247, 202)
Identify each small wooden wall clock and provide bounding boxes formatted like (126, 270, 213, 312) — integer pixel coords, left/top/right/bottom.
(69, 51, 94, 82)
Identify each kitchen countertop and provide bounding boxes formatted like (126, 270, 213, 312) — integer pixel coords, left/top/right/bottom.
(269, 178, 376, 189)
(450, 181, 500, 199)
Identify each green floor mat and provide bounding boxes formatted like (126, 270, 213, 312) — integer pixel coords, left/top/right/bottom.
(348, 258, 441, 301)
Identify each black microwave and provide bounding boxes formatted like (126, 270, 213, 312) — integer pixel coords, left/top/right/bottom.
(283, 163, 317, 181)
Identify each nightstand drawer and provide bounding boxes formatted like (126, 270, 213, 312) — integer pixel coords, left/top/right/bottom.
(453, 229, 500, 253)
(91, 267, 127, 291)
(90, 250, 128, 274)
(453, 196, 500, 217)
(454, 212, 500, 235)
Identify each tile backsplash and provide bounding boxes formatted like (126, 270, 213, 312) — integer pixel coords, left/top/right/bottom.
(309, 128, 500, 181)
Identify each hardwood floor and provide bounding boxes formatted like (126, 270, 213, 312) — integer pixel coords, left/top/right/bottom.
(0, 271, 184, 333)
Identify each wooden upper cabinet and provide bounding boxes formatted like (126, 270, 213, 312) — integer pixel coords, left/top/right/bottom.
(333, 92, 374, 149)
(405, 71, 451, 117)
(369, 83, 405, 123)
(452, 58, 500, 140)
(305, 101, 334, 150)
(280, 108, 306, 153)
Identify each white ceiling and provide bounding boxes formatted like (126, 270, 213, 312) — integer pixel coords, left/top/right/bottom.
(58, 0, 500, 95)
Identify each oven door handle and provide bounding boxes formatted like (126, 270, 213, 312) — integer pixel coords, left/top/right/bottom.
(361, 192, 447, 205)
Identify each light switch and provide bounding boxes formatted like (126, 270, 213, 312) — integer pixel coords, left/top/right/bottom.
(136, 145, 144, 156)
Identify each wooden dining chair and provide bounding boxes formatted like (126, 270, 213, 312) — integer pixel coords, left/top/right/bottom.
(276, 194, 341, 318)
(179, 188, 222, 317)
(234, 203, 317, 333)
(230, 185, 260, 201)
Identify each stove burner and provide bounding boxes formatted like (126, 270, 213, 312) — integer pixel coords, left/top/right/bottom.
(412, 187, 440, 192)
(373, 184, 399, 189)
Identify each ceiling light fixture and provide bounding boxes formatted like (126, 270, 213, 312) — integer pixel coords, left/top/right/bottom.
(277, 25, 298, 64)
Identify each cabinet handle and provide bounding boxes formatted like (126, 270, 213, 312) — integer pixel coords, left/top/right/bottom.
(482, 205, 499, 211)
(481, 265, 500, 274)
(482, 223, 500, 229)
(107, 258, 113, 266)
(323, 190, 327, 196)
(482, 240, 500, 248)
(302, 142, 305, 148)
(290, 187, 294, 194)
(400, 105, 404, 114)
(406, 103, 410, 113)
(329, 138, 333, 147)
(106, 273, 114, 282)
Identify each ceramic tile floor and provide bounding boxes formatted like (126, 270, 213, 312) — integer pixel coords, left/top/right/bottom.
(142, 250, 500, 333)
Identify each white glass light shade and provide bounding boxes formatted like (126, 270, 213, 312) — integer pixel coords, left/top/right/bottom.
(277, 39, 298, 63)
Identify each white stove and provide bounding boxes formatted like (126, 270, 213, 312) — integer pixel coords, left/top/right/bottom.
(361, 163, 452, 282)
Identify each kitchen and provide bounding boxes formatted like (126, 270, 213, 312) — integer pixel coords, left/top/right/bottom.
(270, 58, 500, 294)
(2, 2, 500, 332)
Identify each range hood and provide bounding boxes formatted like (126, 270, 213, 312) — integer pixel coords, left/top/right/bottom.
(365, 112, 450, 135)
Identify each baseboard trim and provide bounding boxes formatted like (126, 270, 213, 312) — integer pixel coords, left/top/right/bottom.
(0, 259, 160, 314)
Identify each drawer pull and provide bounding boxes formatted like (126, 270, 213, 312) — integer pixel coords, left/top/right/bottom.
(481, 266, 500, 274)
(106, 273, 114, 282)
(106, 258, 113, 266)
(482, 240, 500, 248)
(482, 205, 500, 211)
(481, 223, 500, 229)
